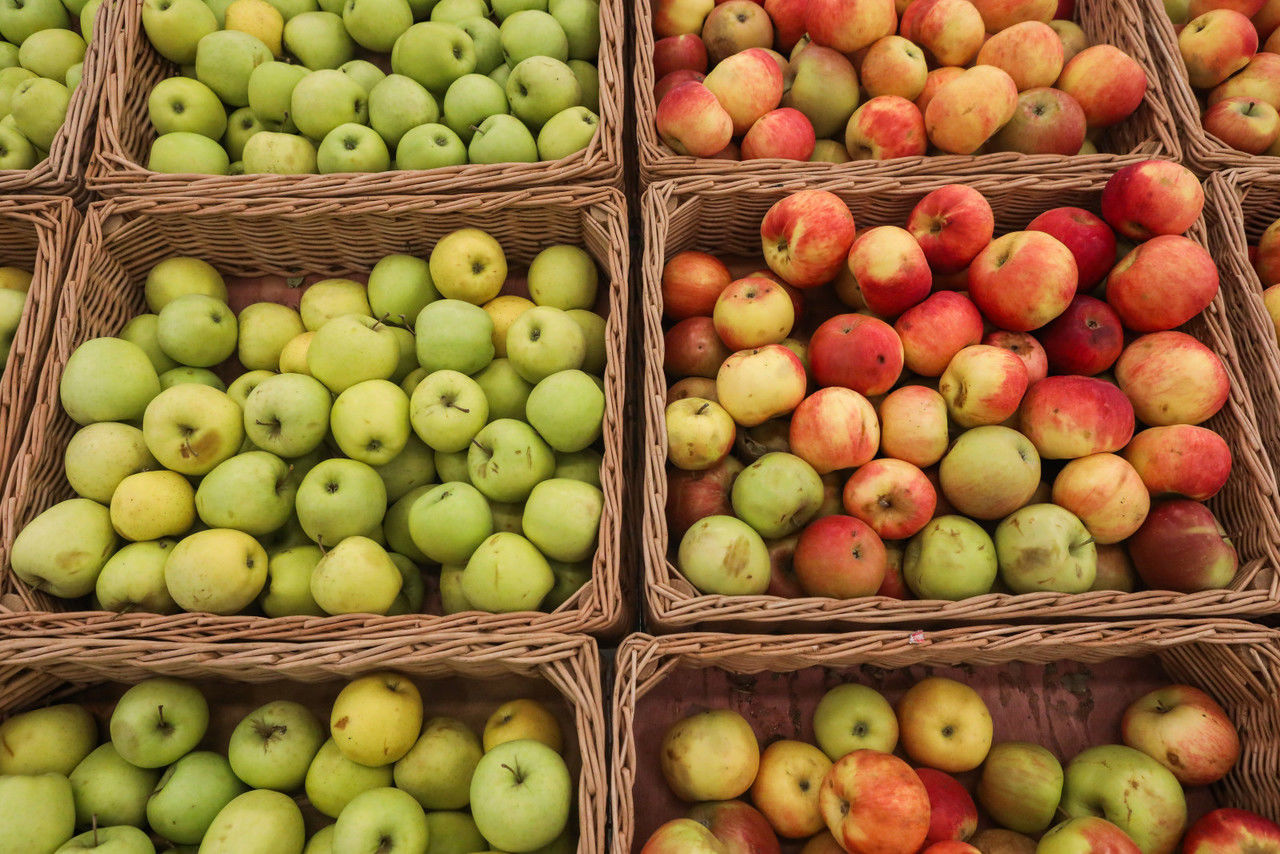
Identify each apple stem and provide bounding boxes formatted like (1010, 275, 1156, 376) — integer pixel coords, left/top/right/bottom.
(156, 704, 166, 728)
(500, 762, 527, 784)
(91, 815, 99, 846)
(695, 402, 709, 415)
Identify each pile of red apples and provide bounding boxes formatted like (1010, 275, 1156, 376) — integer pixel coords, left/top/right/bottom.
(640, 674, 1276, 853)
(662, 160, 1240, 603)
(651, 0, 1149, 162)
(1167, 0, 1280, 154)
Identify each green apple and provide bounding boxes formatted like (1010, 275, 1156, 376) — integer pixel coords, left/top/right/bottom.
(196, 451, 296, 535)
(434, 448, 469, 482)
(304, 825, 334, 853)
(487, 498, 523, 534)
(145, 257, 226, 312)
(195, 30, 272, 106)
(295, 457, 387, 545)
(290, 69, 367, 140)
(109, 678, 209, 769)
(342, 0, 411, 51)
(0, 704, 96, 776)
(0, 285, 23, 362)
(164, 528, 268, 614)
(488, 61, 509, 87)
(548, 0, 596, 59)
(440, 72, 506, 143)
(11, 76, 69, 148)
(260, 512, 313, 553)
(19, 27, 84, 81)
(330, 672, 423, 766)
(223, 106, 272, 161)
(330, 379, 410, 464)
(141, 383, 243, 475)
(11, 498, 117, 597)
(407, 481, 493, 563)
(527, 245, 596, 311)
(305, 740, 394, 819)
(567, 59, 596, 111)
(467, 112, 536, 163)
(455, 15, 500, 74)
(565, 308, 605, 375)
(228, 700, 325, 792)
(282, 11, 354, 68)
(199, 789, 306, 854)
(384, 485, 431, 562)
(409, 369, 488, 452)
(109, 469, 195, 541)
(367, 75, 438, 150)
(438, 564, 471, 613)
(542, 558, 589, 610)
(506, 306, 585, 384)
(0, 65, 35, 115)
(977, 741, 1064, 835)
(424, 812, 487, 854)
(469, 739, 570, 850)
(374, 434, 436, 502)
(264, 0, 317, 18)
(242, 372, 331, 457)
(0, 773, 75, 852)
(414, 298, 495, 374)
(66, 61, 82, 91)
(368, 253, 437, 323)
(553, 448, 600, 486)
(429, 0, 483, 20)
(316, 121, 390, 172)
(1059, 744, 1187, 854)
(310, 535, 401, 614)
(491, 0, 542, 18)
(429, 227, 505, 304)
(247, 60, 307, 127)
(300, 277, 371, 329)
(228, 370, 276, 407)
(392, 717, 481, 811)
(160, 368, 227, 390)
(307, 314, 400, 393)
(242, 130, 317, 172)
(473, 358, 532, 421)
(146, 752, 246, 845)
(385, 552, 425, 615)
(394, 122, 466, 168)
(996, 503, 1098, 594)
(904, 515, 999, 600)
(120, 314, 180, 374)
(462, 531, 554, 611)
(70, 743, 161, 829)
(142, 0, 213, 62)
(148, 131, 230, 174)
(677, 515, 770, 595)
(96, 539, 179, 614)
(79, 0, 101, 35)
(537, 105, 597, 160)
(499, 9, 566, 63)
(468, 418, 554, 502)
(390, 22, 475, 95)
(260, 544, 326, 616)
(522, 477, 600, 561)
(505, 56, 578, 129)
(525, 369, 603, 453)
(156, 293, 236, 366)
(237, 302, 304, 370)
(0, 120, 35, 168)
(56, 825, 155, 852)
(331, 787, 428, 852)
(730, 452, 822, 539)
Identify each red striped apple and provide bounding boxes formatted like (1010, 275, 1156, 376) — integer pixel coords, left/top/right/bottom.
(977, 21, 1064, 90)
(657, 82, 734, 156)
(716, 344, 808, 426)
(845, 225, 932, 317)
(803, 0, 896, 53)
(1122, 425, 1231, 500)
(1035, 295, 1124, 376)
(878, 385, 950, 467)
(1106, 236, 1218, 332)
(861, 35, 929, 100)
(841, 458, 937, 539)
(976, 741, 1063, 835)
(713, 277, 795, 349)
(1100, 160, 1204, 241)
(988, 87, 1087, 156)
(1037, 817, 1141, 854)
(761, 190, 857, 288)
(917, 66, 966, 113)
(971, 0, 1054, 30)
(656, 69, 706, 100)
(905, 0, 985, 66)
(794, 514, 887, 598)
(925, 65, 1019, 154)
(1055, 45, 1148, 128)
(642, 819, 727, 853)
(687, 800, 782, 854)
(845, 95, 928, 160)
(938, 344, 1031, 428)
(1203, 96, 1280, 153)
(1182, 808, 1280, 854)
(1027, 207, 1117, 290)
(662, 250, 731, 320)
(967, 230, 1077, 332)
(1114, 331, 1229, 426)
(763, 0, 806, 49)
(983, 331, 1049, 384)
(1121, 684, 1239, 786)
(667, 455, 744, 536)
(915, 767, 977, 844)
(897, 677, 993, 773)
(751, 740, 833, 838)
(809, 313, 904, 395)
(789, 387, 880, 474)
(1019, 376, 1134, 459)
(742, 108, 817, 160)
(1050, 453, 1150, 544)
(1128, 499, 1238, 592)
(818, 750, 930, 854)
(1178, 9, 1258, 88)
(895, 291, 985, 377)
(907, 184, 995, 275)
(654, 33, 709, 77)
(1209, 51, 1280, 107)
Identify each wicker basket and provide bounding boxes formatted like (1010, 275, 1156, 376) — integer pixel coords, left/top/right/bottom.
(633, 0, 1181, 186)
(1138, 0, 1271, 175)
(0, 187, 630, 640)
(0, 197, 78, 493)
(86, 0, 623, 196)
(0, 1, 111, 199)
(0, 631, 606, 851)
(610, 621, 1280, 852)
(640, 173, 1280, 632)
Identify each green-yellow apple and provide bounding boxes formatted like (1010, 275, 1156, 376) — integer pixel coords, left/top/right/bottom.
(156, 293, 237, 367)
(505, 55, 578, 128)
(317, 122, 390, 172)
(442, 72, 507, 142)
(542, 558, 589, 610)
(938, 425, 1040, 520)
(198, 789, 306, 854)
(499, 9, 566, 63)
(897, 677, 993, 773)
(537, 105, 598, 159)
(146, 751, 247, 844)
(194, 29, 272, 106)
(393, 717, 482, 810)
(661, 708, 758, 802)
(995, 503, 1097, 594)
(144, 256, 226, 312)
(429, 227, 505, 304)
(468, 418, 555, 502)
(812, 683, 898, 759)
(247, 60, 307, 127)
(548, 0, 596, 59)
(141, 0, 214, 62)
(228, 700, 325, 790)
(0, 64, 32, 116)
(308, 314, 401, 393)
(343, 0, 412, 51)
(1059, 745, 1186, 854)
(470, 739, 571, 850)
(395, 121, 467, 168)
(332, 787, 429, 852)
(730, 451, 823, 538)
(468, 111, 538, 162)
(141, 383, 243, 475)
(96, 539, 180, 614)
(60, 337, 161, 425)
(304, 825, 334, 853)
(676, 514, 769, 595)
(109, 677, 209, 768)
(415, 299, 495, 376)
(63, 423, 156, 504)
(260, 544, 326, 616)
(242, 371, 331, 457)
(522, 477, 601, 561)
(553, 447, 600, 486)
(430, 0, 484, 21)
(330, 379, 410, 464)
(525, 368, 603, 452)
(19, 27, 83, 81)
(527, 244, 596, 310)
(407, 481, 493, 563)
(195, 451, 296, 535)
(309, 535, 402, 615)
(488, 61, 509, 86)
(64, 62, 82, 91)
(977, 741, 1064, 835)
(434, 448, 469, 482)
(228, 370, 274, 406)
(282, 10, 355, 68)
(492, 0, 541, 17)
(242, 130, 318, 173)
(566, 308, 605, 375)
(148, 130, 231, 174)
(0, 121, 35, 168)
(330, 671, 423, 766)
(368, 75, 439, 151)
(385, 552, 425, 615)
(264, 0, 318, 18)
(300, 278, 370, 329)
(390, 22, 476, 94)
(0, 704, 96, 776)
(388, 323, 418, 382)
(120, 314, 179, 374)
(374, 434, 436, 501)
(384, 485, 431, 563)
(56, 825, 155, 852)
(473, 358, 532, 420)
(461, 531, 555, 610)
(295, 457, 387, 545)
(458, 15, 501, 73)
(409, 369, 488, 451)
(424, 811, 487, 853)
(487, 497, 523, 534)
(305, 739, 394, 818)
(0, 773, 75, 852)
(506, 306, 585, 384)
(290, 69, 367, 140)
(338, 58, 385, 94)
(164, 527, 268, 614)
(438, 564, 471, 613)
(223, 106, 272, 161)
(109, 469, 195, 541)
(368, 253, 438, 324)
(10, 497, 117, 597)
(69, 743, 160, 828)
(567, 58, 596, 111)
(237, 302, 304, 370)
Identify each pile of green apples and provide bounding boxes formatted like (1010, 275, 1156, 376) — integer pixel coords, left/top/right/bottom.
(141, 0, 602, 175)
(0, 265, 31, 366)
(0, 672, 578, 852)
(0, 0, 98, 169)
(10, 227, 608, 619)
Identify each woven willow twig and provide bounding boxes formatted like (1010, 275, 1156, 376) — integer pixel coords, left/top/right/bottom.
(610, 621, 1280, 852)
(640, 173, 1280, 632)
(0, 188, 631, 640)
(87, 0, 623, 196)
(633, 0, 1181, 185)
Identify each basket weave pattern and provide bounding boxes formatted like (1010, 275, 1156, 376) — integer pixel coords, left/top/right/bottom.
(640, 173, 1280, 631)
(632, 0, 1181, 185)
(0, 188, 631, 639)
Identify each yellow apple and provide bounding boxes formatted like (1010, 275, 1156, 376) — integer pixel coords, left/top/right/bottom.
(483, 295, 535, 358)
(896, 677, 993, 773)
(482, 699, 563, 754)
(750, 739, 832, 838)
(330, 672, 424, 767)
(660, 709, 759, 802)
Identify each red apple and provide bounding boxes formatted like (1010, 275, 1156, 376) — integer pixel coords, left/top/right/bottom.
(841, 458, 936, 540)
(819, 750, 931, 854)
(1092, 543, 1138, 592)
(845, 95, 928, 160)
(1127, 499, 1239, 592)
(1209, 51, 1280, 108)
(794, 514, 888, 597)
(1055, 44, 1148, 128)
(789, 387, 880, 474)
(1100, 160, 1205, 241)
(742, 108, 818, 160)
(878, 385, 949, 467)
(714, 276, 796, 350)
(922, 844, 981, 854)
(1178, 8, 1258, 88)
(907, 185, 996, 274)
(764, 0, 807, 50)
(766, 534, 806, 597)
(668, 456, 746, 536)
(907, 0, 985, 66)
(1019, 375, 1135, 459)
(1122, 425, 1232, 500)
(663, 250, 732, 319)
(971, 0, 1054, 30)
(976, 20, 1064, 90)
(800, 832, 846, 854)
(895, 291, 984, 377)
(878, 542, 910, 598)
(666, 316, 732, 377)
(939, 344, 1031, 428)
(688, 800, 783, 854)
(804, 0, 897, 53)
(982, 331, 1049, 385)
(703, 47, 785, 135)
(656, 69, 706, 101)
(761, 190, 858, 288)
(1121, 684, 1240, 786)
(642, 819, 728, 853)
(717, 344, 809, 426)
(915, 768, 977, 844)
(655, 33, 710, 77)
(1204, 96, 1280, 152)
(1035, 295, 1124, 376)
(1114, 331, 1230, 426)
(1027, 206, 1118, 291)
(701, 0, 775, 64)
(657, 82, 735, 156)
(968, 231, 1078, 332)
(1105, 236, 1219, 332)
(809, 313, 904, 396)
(1183, 809, 1280, 854)
(987, 86, 1087, 156)
(845, 225, 932, 317)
